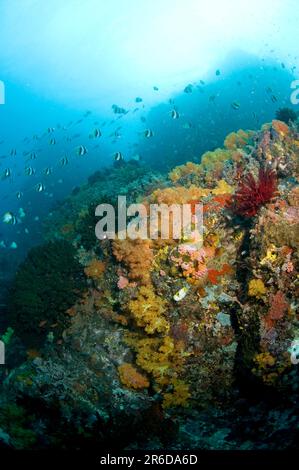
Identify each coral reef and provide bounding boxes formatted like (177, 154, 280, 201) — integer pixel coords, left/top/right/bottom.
(1, 119, 298, 450)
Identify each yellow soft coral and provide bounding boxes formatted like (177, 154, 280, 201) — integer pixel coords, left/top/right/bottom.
(211, 180, 234, 195)
(128, 286, 169, 334)
(169, 161, 202, 185)
(128, 335, 190, 407)
(224, 129, 254, 150)
(248, 279, 266, 298)
(118, 363, 150, 389)
(162, 379, 190, 408)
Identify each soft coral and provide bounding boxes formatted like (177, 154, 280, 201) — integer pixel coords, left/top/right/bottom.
(232, 167, 277, 217)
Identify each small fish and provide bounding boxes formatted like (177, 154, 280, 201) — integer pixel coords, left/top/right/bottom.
(36, 182, 46, 193)
(3, 168, 11, 178)
(28, 152, 37, 160)
(77, 145, 88, 156)
(135, 97, 143, 103)
(173, 286, 190, 302)
(216, 69, 221, 76)
(49, 138, 56, 145)
(24, 228, 29, 234)
(112, 104, 128, 115)
(25, 167, 35, 176)
(153, 86, 159, 91)
(0, 241, 6, 248)
(231, 101, 240, 110)
(209, 95, 216, 102)
(10, 242, 18, 250)
(271, 94, 278, 103)
(16, 191, 23, 199)
(44, 167, 52, 176)
(170, 109, 180, 119)
(184, 84, 193, 94)
(60, 156, 69, 166)
(140, 116, 146, 123)
(144, 129, 154, 138)
(91, 128, 102, 138)
(114, 152, 124, 162)
(281, 62, 285, 69)
(266, 86, 273, 94)
(199, 80, 205, 85)
(2, 212, 17, 225)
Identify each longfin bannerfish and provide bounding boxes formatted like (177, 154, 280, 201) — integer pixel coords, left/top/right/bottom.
(184, 84, 193, 94)
(10, 149, 17, 156)
(60, 156, 69, 166)
(2, 212, 17, 225)
(3, 168, 11, 178)
(114, 152, 124, 161)
(231, 101, 240, 110)
(44, 167, 52, 176)
(91, 129, 102, 138)
(77, 145, 88, 156)
(144, 129, 154, 138)
(36, 182, 46, 192)
(170, 109, 180, 119)
(25, 167, 35, 176)
(49, 138, 56, 145)
(47, 127, 55, 133)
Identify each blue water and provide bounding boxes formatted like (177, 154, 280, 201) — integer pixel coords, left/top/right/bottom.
(0, 1, 298, 276)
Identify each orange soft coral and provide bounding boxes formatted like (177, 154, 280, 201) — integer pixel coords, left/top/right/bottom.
(84, 259, 106, 280)
(118, 363, 150, 389)
(112, 238, 153, 285)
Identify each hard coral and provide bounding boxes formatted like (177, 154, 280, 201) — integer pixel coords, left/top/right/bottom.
(232, 167, 277, 217)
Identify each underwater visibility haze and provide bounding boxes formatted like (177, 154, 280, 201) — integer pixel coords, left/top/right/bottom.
(0, 0, 299, 458)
